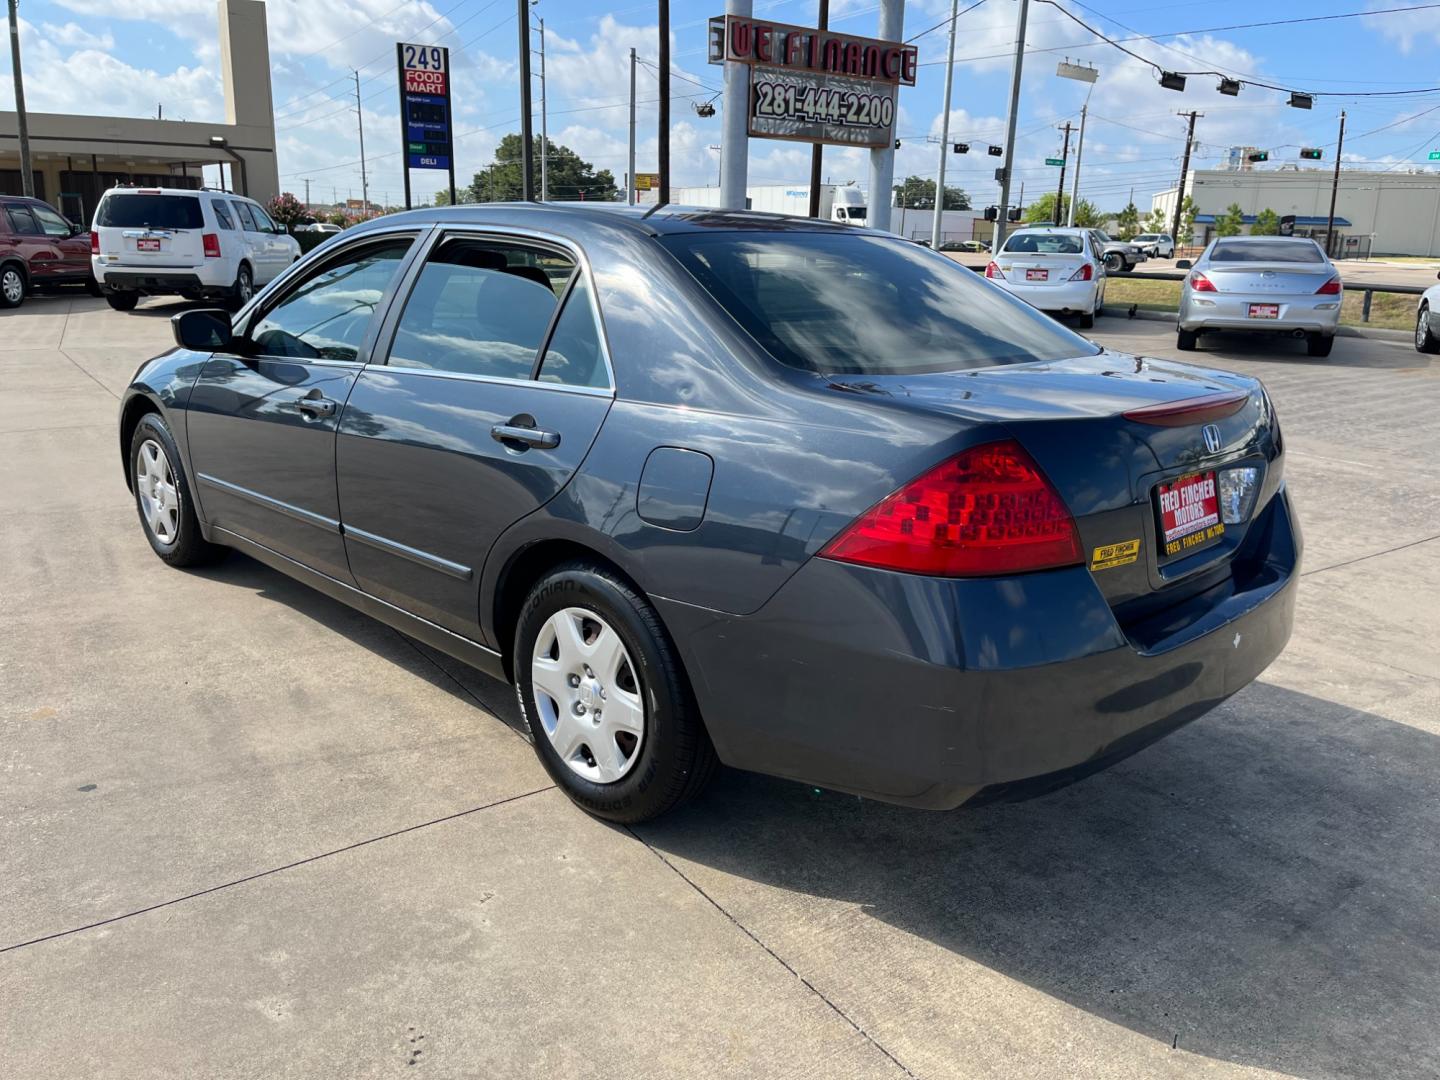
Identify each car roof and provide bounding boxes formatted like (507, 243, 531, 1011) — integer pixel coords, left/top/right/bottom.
(100, 187, 253, 201)
(1006, 226, 1089, 235)
(345, 202, 869, 243)
(1212, 235, 1316, 243)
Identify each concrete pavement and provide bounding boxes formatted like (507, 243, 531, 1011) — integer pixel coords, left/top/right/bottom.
(2, 293, 1437, 1078)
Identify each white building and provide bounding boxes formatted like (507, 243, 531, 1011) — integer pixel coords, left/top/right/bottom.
(0, 0, 279, 223)
(1153, 166, 1440, 257)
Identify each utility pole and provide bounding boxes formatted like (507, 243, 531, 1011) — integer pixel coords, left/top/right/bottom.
(993, 0, 1031, 248)
(1067, 93, 1090, 225)
(1170, 110, 1200, 254)
(534, 11, 548, 201)
(517, 0, 534, 199)
(806, 0, 829, 218)
(721, 0, 753, 210)
(658, 0, 671, 204)
(627, 47, 637, 206)
(930, 0, 959, 247)
(1326, 109, 1346, 257)
(354, 70, 370, 218)
(7, 0, 34, 197)
(303, 178, 312, 208)
(1054, 121, 1073, 225)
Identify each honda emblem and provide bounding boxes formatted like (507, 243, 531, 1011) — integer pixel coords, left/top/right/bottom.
(1202, 424, 1223, 454)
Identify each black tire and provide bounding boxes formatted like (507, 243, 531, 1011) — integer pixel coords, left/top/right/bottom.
(85, 276, 103, 297)
(1177, 328, 1198, 351)
(1416, 303, 1440, 354)
(513, 561, 717, 823)
(1103, 252, 1123, 273)
(1077, 309, 1095, 329)
(227, 263, 254, 312)
(1306, 332, 1334, 358)
(128, 412, 225, 568)
(1, 264, 27, 308)
(105, 290, 139, 312)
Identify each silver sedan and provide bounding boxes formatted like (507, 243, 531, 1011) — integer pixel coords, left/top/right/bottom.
(1176, 236, 1342, 357)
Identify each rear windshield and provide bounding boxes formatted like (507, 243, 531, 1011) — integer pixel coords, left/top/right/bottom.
(1000, 233, 1084, 255)
(95, 194, 203, 230)
(1211, 239, 1323, 263)
(660, 232, 1099, 376)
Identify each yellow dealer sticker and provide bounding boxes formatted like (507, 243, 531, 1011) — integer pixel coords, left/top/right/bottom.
(1091, 539, 1141, 571)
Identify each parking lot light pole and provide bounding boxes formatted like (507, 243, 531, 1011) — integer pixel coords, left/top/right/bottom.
(1055, 60, 1097, 227)
(930, 0, 959, 249)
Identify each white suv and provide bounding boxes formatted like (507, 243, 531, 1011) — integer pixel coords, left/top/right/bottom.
(91, 187, 301, 312)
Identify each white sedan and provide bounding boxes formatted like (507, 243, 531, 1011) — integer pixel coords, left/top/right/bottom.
(1415, 272, 1440, 353)
(984, 227, 1106, 328)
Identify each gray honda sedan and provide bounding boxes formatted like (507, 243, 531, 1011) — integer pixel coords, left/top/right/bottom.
(120, 204, 1298, 822)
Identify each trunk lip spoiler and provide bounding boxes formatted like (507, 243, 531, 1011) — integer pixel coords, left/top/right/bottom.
(1122, 389, 1250, 427)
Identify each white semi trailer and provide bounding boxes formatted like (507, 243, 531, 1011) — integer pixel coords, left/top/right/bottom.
(669, 183, 868, 224)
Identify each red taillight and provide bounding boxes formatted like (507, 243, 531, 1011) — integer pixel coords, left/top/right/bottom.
(202, 233, 221, 258)
(1315, 276, 1341, 295)
(1070, 262, 1094, 281)
(819, 440, 1083, 577)
(89, 230, 99, 254)
(1123, 389, 1250, 426)
(985, 261, 1005, 279)
(1189, 271, 1217, 292)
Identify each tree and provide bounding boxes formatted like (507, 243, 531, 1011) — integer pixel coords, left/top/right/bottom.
(891, 174, 971, 210)
(266, 192, 307, 233)
(1251, 207, 1281, 235)
(469, 135, 618, 203)
(1142, 207, 1169, 234)
(1114, 202, 1140, 240)
(1071, 199, 1104, 228)
(1180, 195, 1199, 243)
(1023, 191, 1067, 224)
(1215, 202, 1246, 237)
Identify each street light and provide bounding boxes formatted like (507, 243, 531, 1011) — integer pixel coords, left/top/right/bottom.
(1056, 59, 1099, 227)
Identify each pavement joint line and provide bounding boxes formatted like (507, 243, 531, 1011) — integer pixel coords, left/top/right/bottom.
(1301, 532, 1440, 578)
(0, 784, 556, 955)
(389, 629, 532, 743)
(0, 422, 112, 436)
(628, 828, 919, 1079)
(58, 342, 121, 402)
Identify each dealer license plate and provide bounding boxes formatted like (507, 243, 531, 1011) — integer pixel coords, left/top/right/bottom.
(1025, 268, 1048, 281)
(1155, 471, 1224, 559)
(136, 238, 161, 252)
(1248, 303, 1279, 319)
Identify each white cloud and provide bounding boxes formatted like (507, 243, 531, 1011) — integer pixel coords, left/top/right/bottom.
(39, 22, 115, 51)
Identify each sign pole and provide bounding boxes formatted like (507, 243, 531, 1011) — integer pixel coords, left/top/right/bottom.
(659, 0, 671, 204)
(930, 0, 958, 246)
(397, 44, 412, 209)
(868, 0, 904, 232)
(806, 0, 829, 219)
(719, 0, 752, 210)
(444, 69, 458, 206)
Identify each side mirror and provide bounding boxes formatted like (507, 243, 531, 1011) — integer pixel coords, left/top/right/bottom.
(172, 309, 233, 352)
(1176, 259, 1192, 270)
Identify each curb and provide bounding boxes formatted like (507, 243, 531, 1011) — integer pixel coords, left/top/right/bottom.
(1099, 306, 1412, 342)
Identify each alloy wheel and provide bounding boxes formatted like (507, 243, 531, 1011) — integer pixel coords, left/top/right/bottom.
(531, 607, 645, 783)
(238, 268, 253, 302)
(136, 438, 180, 545)
(2, 269, 23, 304)
(1418, 306, 1429, 350)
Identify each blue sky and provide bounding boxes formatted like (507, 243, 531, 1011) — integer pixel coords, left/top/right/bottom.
(4, 0, 1440, 210)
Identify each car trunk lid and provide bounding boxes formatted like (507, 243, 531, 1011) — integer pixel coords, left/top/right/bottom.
(996, 250, 1087, 285)
(1200, 262, 1334, 296)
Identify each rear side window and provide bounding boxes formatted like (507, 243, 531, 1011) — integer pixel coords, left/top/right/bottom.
(5, 207, 40, 235)
(95, 194, 204, 230)
(662, 232, 1098, 376)
(1002, 233, 1083, 255)
(211, 200, 236, 230)
(538, 275, 608, 388)
(1210, 240, 1323, 264)
(388, 239, 570, 380)
(232, 201, 259, 231)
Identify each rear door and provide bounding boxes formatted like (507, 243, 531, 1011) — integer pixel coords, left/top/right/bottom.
(335, 230, 613, 638)
(230, 201, 269, 280)
(245, 202, 290, 283)
(185, 229, 423, 582)
(93, 192, 206, 269)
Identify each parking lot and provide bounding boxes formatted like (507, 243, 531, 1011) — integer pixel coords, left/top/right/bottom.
(3, 294, 1437, 1079)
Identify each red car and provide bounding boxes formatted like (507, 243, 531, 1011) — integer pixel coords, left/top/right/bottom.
(0, 194, 95, 308)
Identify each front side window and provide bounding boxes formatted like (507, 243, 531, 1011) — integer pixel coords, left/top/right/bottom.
(95, 194, 204, 230)
(212, 200, 236, 230)
(5, 207, 40, 236)
(661, 231, 1098, 376)
(232, 201, 259, 231)
(31, 205, 74, 238)
(248, 238, 413, 362)
(250, 205, 278, 232)
(388, 239, 571, 379)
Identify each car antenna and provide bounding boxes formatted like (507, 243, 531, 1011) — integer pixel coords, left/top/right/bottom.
(640, 200, 668, 220)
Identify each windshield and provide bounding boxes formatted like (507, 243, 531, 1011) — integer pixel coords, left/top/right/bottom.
(659, 231, 1099, 376)
(1136, 234, 1159, 242)
(843, 207, 867, 220)
(1211, 239, 1323, 264)
(95, 194, 203, 230)
(1001, 233, 1084, 255)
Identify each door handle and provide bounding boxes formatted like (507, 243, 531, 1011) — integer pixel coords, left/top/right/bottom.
(491, 422, 560, 450)
(295, 393, 338, 418)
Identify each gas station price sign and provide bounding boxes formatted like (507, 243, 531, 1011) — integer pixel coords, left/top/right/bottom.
(398, 43, 453, 171)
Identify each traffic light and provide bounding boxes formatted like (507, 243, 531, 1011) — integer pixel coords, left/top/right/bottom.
(953, 142, 969, 154)
(1007, 207, 1022, 222)
(1247, 151, 1269, 163)
(987, 145, 1003, 157)
(1217, 78, 1241, 97)
(1300, 147, 1323, 160)
(983, 206, 998, 222)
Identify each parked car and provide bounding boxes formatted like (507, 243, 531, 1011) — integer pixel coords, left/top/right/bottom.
(91, 186, 301, 312)
(1414, 270, 1440, 354)
(120, 205, 1298, 823)
(299, 222, 343, 235)
(1134, 232, 1175, 258)
(1089, 229, 1147, 273)
(1177, 236, 1341, 357)
(985, 226, 1106, 327)
(940, 239, 990, 253)
(0, 194, 96, 308)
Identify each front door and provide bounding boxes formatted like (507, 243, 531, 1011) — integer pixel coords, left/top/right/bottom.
(335, 232, 613, 638)
(185, 232, 421, 582)
(30, 202, 89, 281)
(3, 204, 58, 283)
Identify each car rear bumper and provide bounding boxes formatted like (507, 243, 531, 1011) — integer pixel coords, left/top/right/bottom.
(658, 485, 1300, 810)
(1180, 294, 1341, 335)
(95, 263, 229, 296)
(996, 279, 1099, 313)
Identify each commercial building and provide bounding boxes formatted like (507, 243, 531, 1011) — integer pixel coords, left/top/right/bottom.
(0, 0, 279, 223)
(1152, 166, 1440, 257)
